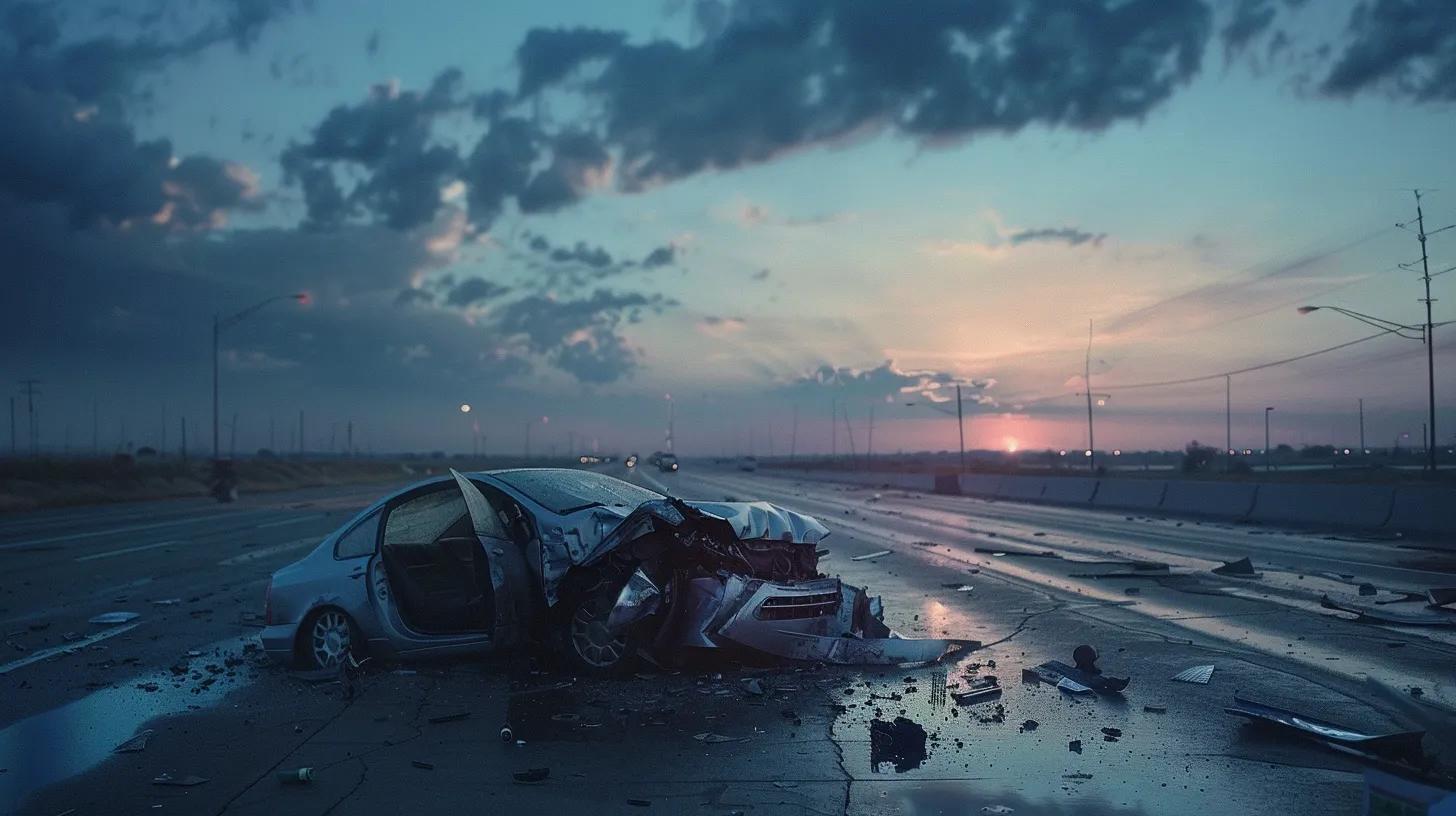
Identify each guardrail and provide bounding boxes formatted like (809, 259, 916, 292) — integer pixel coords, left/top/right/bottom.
(761, 467, 1455, 539)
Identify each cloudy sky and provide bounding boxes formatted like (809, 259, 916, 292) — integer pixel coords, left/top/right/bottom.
(4, 0, 1456, 458)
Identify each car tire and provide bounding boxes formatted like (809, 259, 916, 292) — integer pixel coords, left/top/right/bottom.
(551, 569, 638, 676)
(297, 607, 359, 670)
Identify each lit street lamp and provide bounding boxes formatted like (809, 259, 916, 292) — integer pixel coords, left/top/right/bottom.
(1299, 304, 1435, 471)
(213, 293, 309, 460)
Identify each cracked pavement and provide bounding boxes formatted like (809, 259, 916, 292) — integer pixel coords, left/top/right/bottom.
(4, 465, 1455, 814)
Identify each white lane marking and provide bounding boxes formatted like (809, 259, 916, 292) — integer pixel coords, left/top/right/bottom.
(0, 622, 141, 676)
(255, 514, 324, 529)
(74, 540, 184, 563)
(219, 536, 320, 566)
(0, 509, 272, 551)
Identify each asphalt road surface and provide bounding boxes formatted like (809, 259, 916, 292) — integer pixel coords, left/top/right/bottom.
(3, 464, 1454, 815)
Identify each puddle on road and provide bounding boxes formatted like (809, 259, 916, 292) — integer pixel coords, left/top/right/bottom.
(0, 635, 260, 812)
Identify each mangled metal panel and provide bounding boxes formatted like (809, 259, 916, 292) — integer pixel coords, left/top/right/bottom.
(1225, 696, 1426, 764)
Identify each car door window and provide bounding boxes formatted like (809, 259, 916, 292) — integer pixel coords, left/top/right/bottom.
(385, 488, 467, 546)
(334, 510, 381, 559)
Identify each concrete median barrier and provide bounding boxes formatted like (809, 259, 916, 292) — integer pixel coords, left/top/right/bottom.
(996, 475, 1046, 501)
(1040, 476, 1099, 505)
(1092, 479, 1168, 511)
(1247, 483, 1395, 529)
(1384, 485, 1456, 538)
(957, 474, 1003, 497)
(1161, 481, 1258, 519)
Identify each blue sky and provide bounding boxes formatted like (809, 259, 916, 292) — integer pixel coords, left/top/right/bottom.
(4, 0, 1456, 457)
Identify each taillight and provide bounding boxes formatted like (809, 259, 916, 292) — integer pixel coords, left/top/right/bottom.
(264, 580, 273, 626)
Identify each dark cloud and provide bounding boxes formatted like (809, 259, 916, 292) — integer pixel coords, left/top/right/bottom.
(1007, 227, 1106, 247)
(517, 130, 611, 214)
(394, 287, 434, 307)
(461, 116, 538, 228)
(751, 268, 771, 281)
(787, 362, 996, 407)
(641, 245, 676, 268)
(496, 290, 674, 383)
(515, 27, 626, 96)
(1321, 0, 1456, 101)
(549, 241, 613, 268)
(514, 1, 1211, 190)
(282, 69, 466, 229)
(444, 277, 511, 307)
(1221, 0, 1279, 59)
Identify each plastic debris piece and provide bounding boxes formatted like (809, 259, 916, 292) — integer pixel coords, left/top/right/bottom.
(1101, 727, 1123, 738)
(428, 711, 471, 724)
(1144, 705, 1167, 713)
(1320, 595, 1456, 626)
(1225, 696, 1425, 764)
(742, 678, 765, 696)
(153, 773, 209, 787)
(951, 686, 1002, 705)
(1069, 740, 1082, 753)
(1057, 677, 1093, 694)
(1427, 587, 1456, 608)
(982, 807, 1015, 814)
(276, 768, 314, 785)
(1029, 659, 1129, 693)
(1211, 557, 1258, 578)
(1020, 719, 1039, 732)
(114, 729, 153, 753)
(412, 760, 434, 770)
(694, 732, 744, 743)
(89, 612, 140, 625)
(151, 599, 182, 606)
(851, 550, 893, 561)
(1171, 665, 1215, 684)
(513, 767, 550, 784)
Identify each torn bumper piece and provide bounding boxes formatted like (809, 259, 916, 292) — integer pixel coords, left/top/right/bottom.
(1225, 696, 1426, 766)
(617, 573, 974, 666)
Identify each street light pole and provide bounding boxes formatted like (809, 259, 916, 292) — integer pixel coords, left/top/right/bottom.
(1264, 406, 1274, 473)
(955, 384, 965, 474)
(1413, 191, 1439, 473)
(1225, 375, 1232, 471)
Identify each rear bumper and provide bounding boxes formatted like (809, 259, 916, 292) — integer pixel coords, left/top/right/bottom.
(260, 623, 298, 664)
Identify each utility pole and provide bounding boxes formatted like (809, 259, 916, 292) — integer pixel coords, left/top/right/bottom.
(1358, 398, 1365, 454)
(1225, 375, 1232, 471)
(841, 404, 857, 465)
(8, 397, 14, 456)
(955, 384, 966, 474)
(19, 379, 41, 457)
(789, 404, 798, 463)
(1265, 406, 1275, 473)
(830, 396, 837, 460)
(867, 405, 875, 462)
(1411, 190, 1447, 473)
(298, 409, 305, 456)
(181, 416, 188, 461)
(347, 420, 354, 456)
(1084, 321, 1096, 473)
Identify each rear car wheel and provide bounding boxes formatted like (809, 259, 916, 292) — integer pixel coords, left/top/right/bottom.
(552, 571, 636, 675)
(298, 607, 358, 670)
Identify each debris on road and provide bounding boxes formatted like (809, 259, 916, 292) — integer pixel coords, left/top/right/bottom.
(113, 729, 153, 753)
(1025, 655, 1129, 693)
(1171, 665, 1215, 684)
(151, 599, 181, 607)
(1320, 595, 1456, 627)
(1225, 696, 1426, 765)
(1069, 740, 1083, 754)
(981, 805, 1015, 814)
(512, 768, 550, 784)
(952, 684, 1002, 705)
(694, 732, 745, 743)
(411, 760, 435, 770)
(1427, 587, 1456, 608)
(870, 716, 928, 773)
(851, 549, 893, 561)
(1020, 719, 1039, 732)
(153, 773, 209, 787)
(1144, 704, 1168, 713)
(1359, 583, 1378, 596)
(1057, 677, 1094, 695)
(627, 799, 652, 807)
(276, 768, 315, 785)
(1211, 557, 1259, 578)
(742, 678, 765, 696)
(88, 612, 140, 625)
(428, 711, 471, 724)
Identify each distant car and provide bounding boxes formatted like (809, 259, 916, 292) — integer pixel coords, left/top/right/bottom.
(657, 453, 679, 472)
(261, 469, 963, 673)
(739, 456, 758, 472)
(624, 453, 639, 469)
(647, 451, 667, 467)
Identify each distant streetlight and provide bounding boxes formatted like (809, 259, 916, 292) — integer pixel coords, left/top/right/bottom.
(213, 293, 309, 460)
(459, 403, 471, 413)
(1299, 304, 1434, 471)
(1264, 406, 1275, 473)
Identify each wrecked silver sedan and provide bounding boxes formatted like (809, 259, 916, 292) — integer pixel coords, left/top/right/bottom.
(262, 468, 968, 671)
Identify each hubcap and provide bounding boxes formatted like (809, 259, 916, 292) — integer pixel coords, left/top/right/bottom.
(310, 610, 351, 668)
(570, 603, 625, 668)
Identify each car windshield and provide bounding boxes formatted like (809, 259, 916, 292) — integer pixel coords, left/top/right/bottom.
(492, 469, 662, 514)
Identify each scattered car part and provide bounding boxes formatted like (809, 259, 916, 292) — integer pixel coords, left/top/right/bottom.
(114, 729, 153, 753)
(952, 685, 1002, 705)
(1057, 677, 1094, 695)
(1320, 595, 1456, 627)
(694, 732, 744, 743)
(851, 549, 893, 561)
(276, 768, 314, 785)
(513, 768, 551, 784)
(1426, 587, 1456, 608)
(1026, 659, 1130, 693)
(89, 612, 140, 625)
(1211, 557, 1259, 578)
(428, 712, 471, 724)
(1072, 644, 1099, 672)
(1225, 696, 1426, 765)
(1171, 665, 1215, 684)
(153, 773, 209, 787)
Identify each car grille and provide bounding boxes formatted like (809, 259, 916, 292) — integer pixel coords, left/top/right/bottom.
(755, 591, 840, 620)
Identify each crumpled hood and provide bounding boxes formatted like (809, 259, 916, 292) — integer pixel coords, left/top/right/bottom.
(679, 501, 829, 545)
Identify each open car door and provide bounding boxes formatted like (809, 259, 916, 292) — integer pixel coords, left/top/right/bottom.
(449, 469, 534, 650)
